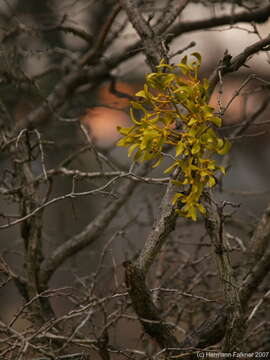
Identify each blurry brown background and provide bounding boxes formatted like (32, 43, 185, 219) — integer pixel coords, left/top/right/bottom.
(0, 0, 270, 355)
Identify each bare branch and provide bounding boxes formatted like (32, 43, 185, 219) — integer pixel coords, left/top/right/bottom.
(154, 0, 190, 35)
(170, 4, 270, 37)
(203, 194, 243, 351)
(135, 170, 179, 274)
(209, 34, 270, 97)
(124, 261, 180, 353)
(39, 164, 149, 287)
(119, 0, 167, 69)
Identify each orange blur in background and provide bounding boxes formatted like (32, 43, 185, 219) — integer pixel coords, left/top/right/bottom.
(81, 81, 136, 147)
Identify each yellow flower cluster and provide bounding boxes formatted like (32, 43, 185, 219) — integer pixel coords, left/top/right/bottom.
(117, 53, 230, 220)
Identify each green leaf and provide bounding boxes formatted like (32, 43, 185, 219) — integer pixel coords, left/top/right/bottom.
(191, 52, 202, 64)
(207, 162, 216, 170)
(177, 63, 190, 75)
(128, 143, 138, 157)
(188, 205, 197, 221)
(219, 166, 226, 174)
(130, 108, 141, 125)
(191, 143, 200, 154)
(196, 202, 206, 214)
(203, 78, 209, 90)
(187, 117, 197, 126)
(208, 176, 216, 187)
(135, 90, 147, 98)
(131, 101, 147, 113)
(156, 63, 174, 71)
(152, 156, 163, 168)
(134, 149, 143, 161)
(163, 73, 176, 87)
(172, 192, 185, 205)
(164, 161, 179, 174)
(171, 179, 184, 186)
(140, 130, 155, 150)
(217, 139, 231, 155)
(217, 138, 224, 150)
(117, 126, 133, 135)
(210, 116, 222, 127)
(181, 55, 187, 65)
(176, 142, 185, 156)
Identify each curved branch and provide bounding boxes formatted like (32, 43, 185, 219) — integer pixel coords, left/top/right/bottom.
(39, 164, 148, 287)
(170, 4, 270, 37)
(119, 0, 167, 70)
(124, 261, 180, 352)
(135, 172, 179, 274)
(208, 34, 270, 97)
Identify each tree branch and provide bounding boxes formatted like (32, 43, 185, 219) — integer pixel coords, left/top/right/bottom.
(13, 3, 270, 131)
(124, 261, 180, 353)
(154, 0, 189, 35)
(135, 171, 179, 274)
(203, 193, 244, 351)
(39, 164, 149, 287)
(170, 4, 270, 37)
(208, 33, 270, 97)
(119, 0, 167, 70)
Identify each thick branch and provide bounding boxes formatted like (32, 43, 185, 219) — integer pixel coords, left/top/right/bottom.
(135, 174, 178, 274)
(170, 4, 270, 37)
(208, 34, 270, 97)
(120, 0, 167, 70)
(203, 193, 244, 351)
(241, 247, 270, 308)
(241, 202, 270, 308)
(14, 134, 49, 324)
(246, 202, 270, 271)
(179, 307, 227, 349)
(154, 0, 189, 35)
(176, 194, 270, 353)
(124, 261, 180, 352)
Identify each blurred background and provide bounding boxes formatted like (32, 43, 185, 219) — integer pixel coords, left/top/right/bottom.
(0, 0, 270, 354)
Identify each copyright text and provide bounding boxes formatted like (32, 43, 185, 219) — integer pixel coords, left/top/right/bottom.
(196, 352, 269, 358)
